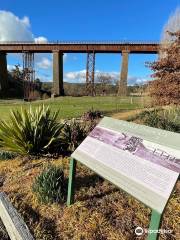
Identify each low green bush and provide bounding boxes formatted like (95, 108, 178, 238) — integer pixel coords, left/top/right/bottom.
(61, 119, 96, 153)
(129, 107, 180, 133)
(143, 110, 179, 132)
(81, 109, 102, 121)
(0, 105, 63, 155)
(32, 165, 65, 204)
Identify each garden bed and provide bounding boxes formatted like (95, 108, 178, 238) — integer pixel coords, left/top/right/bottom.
(0, 105, 179, 239)
(0, 156, 179, 240)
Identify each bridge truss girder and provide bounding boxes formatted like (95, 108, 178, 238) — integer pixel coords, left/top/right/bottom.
(22, 52, 35, 100)
(86, 52, 96, 96)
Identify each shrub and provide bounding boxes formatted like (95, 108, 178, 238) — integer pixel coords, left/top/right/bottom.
(0, 105, 63, 155)
(130, 107, 180, 133)
(0, 150, 17, 160)
(145, 109, 180, 133)
(28, 90, 41, 100)
(61, 119, 96, 152)
(81, 109, 102, 121)
(42, 93, 50, 100)
(32, 165, 65, 204)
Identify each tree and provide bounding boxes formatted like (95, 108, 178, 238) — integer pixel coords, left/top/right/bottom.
(160, 7, 180, 58)
(10, 64, 23, 80)
(161, 7, 180, 43)
(148, 31, 180, 105)
(96, 72, 113, 95)
(34, 78, 42, 90)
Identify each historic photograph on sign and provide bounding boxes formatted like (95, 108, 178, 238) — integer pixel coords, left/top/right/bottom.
(89, 126, 180, 173)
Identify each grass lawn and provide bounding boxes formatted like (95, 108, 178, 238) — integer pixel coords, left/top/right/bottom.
(0, 96, 149, 121)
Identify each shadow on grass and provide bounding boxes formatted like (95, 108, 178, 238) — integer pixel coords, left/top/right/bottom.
(9, 192, 59, 240)
(75, 173, 104, 190)
(63, 173, 104, 199)
(77, 188, 119, 202)
(22, 203, 59, 240)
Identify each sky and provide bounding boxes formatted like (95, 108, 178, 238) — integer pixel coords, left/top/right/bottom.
(0, 0, 179, 85)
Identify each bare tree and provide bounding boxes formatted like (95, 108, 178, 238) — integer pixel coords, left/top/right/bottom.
(96, 72, 113, 95)
(10, 64, 23, 80)
(161, 7, 180, 42)
(160, 7, 180, 58)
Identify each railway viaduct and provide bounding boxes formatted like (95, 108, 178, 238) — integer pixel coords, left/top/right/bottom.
(0, 41, 159, 96)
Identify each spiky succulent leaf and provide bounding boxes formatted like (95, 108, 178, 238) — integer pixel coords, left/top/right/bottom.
(0, 105, 63, 155)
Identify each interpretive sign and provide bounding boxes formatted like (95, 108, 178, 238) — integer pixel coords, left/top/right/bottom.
(67, 117, 180, 240)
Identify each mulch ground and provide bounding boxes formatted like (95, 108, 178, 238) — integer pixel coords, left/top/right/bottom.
(0, 157, 179, 240)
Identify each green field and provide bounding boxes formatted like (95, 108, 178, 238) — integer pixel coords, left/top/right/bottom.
(0, 96, 149, 121)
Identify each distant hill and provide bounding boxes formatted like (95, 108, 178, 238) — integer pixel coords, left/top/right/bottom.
(0, 77, 147, 99)
(42, 82, 148, 96)
(42, 82, 118, 96)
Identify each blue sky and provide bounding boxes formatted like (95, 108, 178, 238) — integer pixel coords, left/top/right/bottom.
(0, 0, 179, 84)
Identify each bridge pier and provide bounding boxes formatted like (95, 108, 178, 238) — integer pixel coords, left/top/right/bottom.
(53, 51, 64, 96)
(118, 50, 129, 96)
(0, 52, 8, 94)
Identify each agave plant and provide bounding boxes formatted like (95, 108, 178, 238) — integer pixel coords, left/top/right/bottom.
(32, 165, 65, 204)
(0, 105, 63, 155)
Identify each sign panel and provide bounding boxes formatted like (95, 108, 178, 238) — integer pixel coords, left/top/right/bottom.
(72, 117, 180, 213)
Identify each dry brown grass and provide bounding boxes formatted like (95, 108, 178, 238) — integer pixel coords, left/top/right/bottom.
(111, 109, 143, 121)
(0, 156, 179, 240)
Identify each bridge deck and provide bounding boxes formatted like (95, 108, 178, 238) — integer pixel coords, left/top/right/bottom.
(0, 41, 159, 53)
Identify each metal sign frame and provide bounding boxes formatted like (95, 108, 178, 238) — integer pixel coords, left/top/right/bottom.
(66, 118, 179, 240)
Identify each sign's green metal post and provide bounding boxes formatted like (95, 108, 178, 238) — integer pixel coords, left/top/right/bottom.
(67, 158, 77, 206)
(147, 210, 162, 240)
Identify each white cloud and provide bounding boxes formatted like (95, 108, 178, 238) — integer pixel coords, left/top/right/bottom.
(30, 68, 150, 84)
(36, 73, 51, 82)
(0, 11, 50, 77)
(21, 16, 30, 27)
(0, 11, 33, 41)
(36, 57, 52, 69)
(36, 53, 67, 71)
(7, 64, 15, 71)
(64, 69, 150, 85)
(7, 64, 23, 71)
(128, 76, 149, 85)
(0, 11, 47, 42)
(64, 70, 86, 83)
(34, 36, 48, 43)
